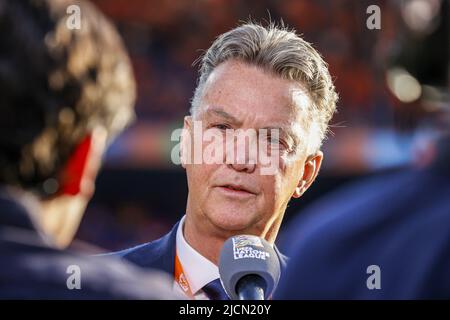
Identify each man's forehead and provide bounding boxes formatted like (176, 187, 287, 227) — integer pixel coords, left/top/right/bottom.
(203, 60, 311, 108)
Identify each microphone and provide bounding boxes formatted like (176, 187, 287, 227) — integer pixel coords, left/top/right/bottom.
(218, 235, 281, 300)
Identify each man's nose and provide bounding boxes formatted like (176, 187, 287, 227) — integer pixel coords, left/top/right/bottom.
(228, 161, 256, 173)
(226, 136, 257, 173)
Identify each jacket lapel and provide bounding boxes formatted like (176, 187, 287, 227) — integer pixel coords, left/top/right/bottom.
(122, 221, 179, 275)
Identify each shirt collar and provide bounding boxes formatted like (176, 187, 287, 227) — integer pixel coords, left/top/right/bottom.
(176, 215, 219, 294)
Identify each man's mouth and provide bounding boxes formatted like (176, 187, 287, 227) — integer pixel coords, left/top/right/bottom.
(216, 184, 256, 197)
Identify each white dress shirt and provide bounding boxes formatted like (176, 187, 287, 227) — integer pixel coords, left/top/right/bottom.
(173, 215, 220, 300)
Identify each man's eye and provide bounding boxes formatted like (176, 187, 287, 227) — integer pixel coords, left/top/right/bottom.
(267, 137, 291, 151)
(269, 137, 279, 144)
(267, 135, 282, 145)
(211, 124, 230, 130)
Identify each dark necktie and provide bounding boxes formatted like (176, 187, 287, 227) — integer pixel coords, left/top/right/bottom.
(202, 278, 230, 300)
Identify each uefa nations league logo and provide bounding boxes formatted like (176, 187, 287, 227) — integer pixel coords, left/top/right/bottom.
(232, 235, 270, 260)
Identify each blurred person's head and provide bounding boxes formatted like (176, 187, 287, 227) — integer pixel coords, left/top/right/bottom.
(181, 22, 338, 261)
(0, 0, 135, 247)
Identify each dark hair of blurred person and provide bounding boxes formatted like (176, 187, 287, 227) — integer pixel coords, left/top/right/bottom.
(0, 0, 136, 247)
(0, 0, 176, 299)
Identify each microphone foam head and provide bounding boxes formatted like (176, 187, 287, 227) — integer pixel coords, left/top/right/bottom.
(218, 235, 281, 300)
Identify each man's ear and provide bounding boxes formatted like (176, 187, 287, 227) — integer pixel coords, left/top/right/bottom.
(40, 128, 107, 248)
(58, 127, 107, 198)
(180, 116, 192, 169)
(292, 151, 323, 199)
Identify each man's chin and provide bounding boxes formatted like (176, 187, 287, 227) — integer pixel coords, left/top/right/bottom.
(206, 213, 255, 235)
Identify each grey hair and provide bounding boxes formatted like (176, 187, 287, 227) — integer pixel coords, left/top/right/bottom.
(190, 22, 338, 154)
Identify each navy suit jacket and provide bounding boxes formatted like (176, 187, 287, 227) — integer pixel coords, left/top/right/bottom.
(276, 138, 450, 299)
(108, 220, 289, 278)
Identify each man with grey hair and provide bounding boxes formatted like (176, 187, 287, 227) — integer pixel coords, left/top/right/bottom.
(108, 21, 338, 300)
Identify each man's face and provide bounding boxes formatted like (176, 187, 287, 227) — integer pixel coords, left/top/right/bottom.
(183, 59, 318, 238)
